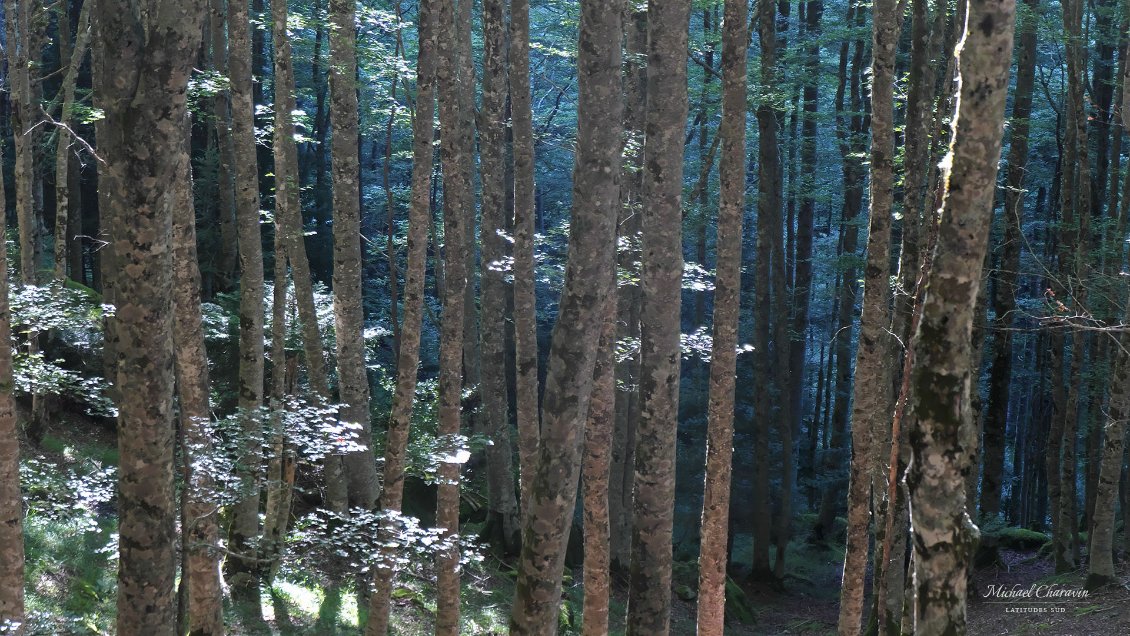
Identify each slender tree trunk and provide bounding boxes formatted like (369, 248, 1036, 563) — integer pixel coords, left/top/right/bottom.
(813, 0, 865, 541)
(696, 0, 747, 629)
(907, 0, 1014, 630)
(329, 0, 379, 512)
(582, 302, 616, 636)
(480, 0, 520, 553)
(0, 55, 25, 634)
(508, 0, 623, 629)
(226, 0, 268, 598)
(752, 0, 782, 578)
(627, 0, 689, 630)
(510, 0, 540, 528)
(210, 0, 239, 293)
(365, 0, 438, 632)
(610, 7, 647, 572)
(92, 2, 207, 633)
(6, 0, 41, 285)
(434, 0, 475, 629)
(53, 2, 92, 282)
(837, 0, 901, 628)
(171, 119, 226, 636)
(981, 0, 1039, 521)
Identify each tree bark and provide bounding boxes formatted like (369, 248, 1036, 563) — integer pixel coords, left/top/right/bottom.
(91, 2, 207, 633)
(907, 0, 1014, 630)
(508, 0, 623, 629)
(696, 0, 747, 629)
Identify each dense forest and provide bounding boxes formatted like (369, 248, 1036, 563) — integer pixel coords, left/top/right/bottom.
(0, 0, 1128, 633)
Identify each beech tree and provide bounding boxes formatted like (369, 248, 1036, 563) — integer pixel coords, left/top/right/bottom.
(91, 1, 207, 633)
(509, 0, 623, 628)
(907, 0, 1015, 630)
(696, 0, 747, 630)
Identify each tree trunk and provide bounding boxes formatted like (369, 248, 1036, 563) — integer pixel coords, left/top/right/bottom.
(696, 0, 747, 629)
(434, 0, 475, 629)
(582, 302, 617, 636)
(365, 0, 438, 631)
(226, 0, 268, 598)
(0, 49, 25, 633)
(981, 0, 1039, 520)
(53, 2, 92, 282)
(211, 0, 238, 292)
(171, 118, 226, 636)
(508, 0, 623, 628)
(907, 0, 1014, 630)
(751, 0, 782, 579)
(329, 0, 379, 512)
(610, 7, 647, 573)
(510, 0, 540, 529)
(91, 2, 207, 634)
(480, 0, 520, 554)
(837, 0, 901, 627)
(626, 0, 689, 630)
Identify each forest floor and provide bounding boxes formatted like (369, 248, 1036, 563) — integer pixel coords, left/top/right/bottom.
(18, 415, 1130, 635)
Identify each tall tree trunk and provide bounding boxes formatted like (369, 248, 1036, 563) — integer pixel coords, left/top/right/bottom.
(627, 0, 689, 630)
(53, 1, 92, 282)
(582, 302, 617, 636)
(6, 0, 41, 285)
(210, 0, 239, 293)
(480, 0, 520, 553)
(838, 0, 901, 628)
(508, 0, 623, 629)
(813, 0, 865, 542)
(696, 0, 747, 629)
(329, 0, 379, 512)
(365, 0, 438, 632)
(981, 0, 1038, 520)
(0, 55, 25, 634)
(752, 0, 782, 579)
(907, 0, 1014, 630)
(610, 7, 648, 572)
(434, 0, 475, 629)
(92, 2, 207, 634)
(510, 0, 540, 528)
(226, 0, 268, 599)
(171, 118, 225, 636)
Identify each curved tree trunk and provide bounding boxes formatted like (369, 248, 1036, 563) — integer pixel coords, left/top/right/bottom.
(695, 0, 747, 629)
(53, 2, 92, 283)
(907, 0, 1015, 630)
(508, 0, 623, 628)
